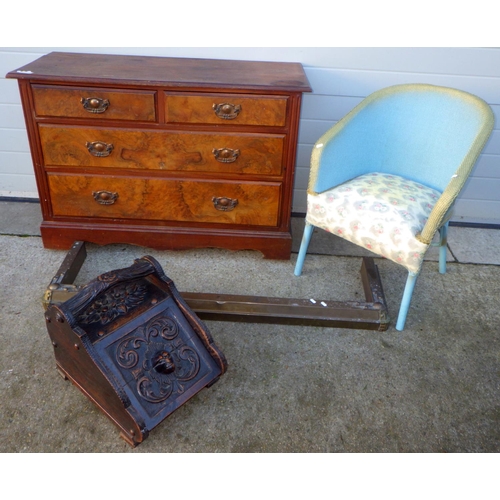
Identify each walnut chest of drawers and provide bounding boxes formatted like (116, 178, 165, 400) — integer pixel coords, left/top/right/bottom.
(8, 52, 311, 259)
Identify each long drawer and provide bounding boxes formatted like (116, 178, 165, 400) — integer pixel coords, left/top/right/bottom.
(39, 125, 284, 176)
(32, 85, 156, 122)
(47, 173, 281, 226)
(165, 92, 288, 127)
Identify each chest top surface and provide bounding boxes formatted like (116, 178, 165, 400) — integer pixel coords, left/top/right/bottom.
(7, 51, 312, 92)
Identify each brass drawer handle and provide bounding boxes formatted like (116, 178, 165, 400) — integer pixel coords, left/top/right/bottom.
(93, 190, 118, 205)
(86, 141, 114, 157)
(212, 196, 238, 212)
(81, 97, 110, 114)
(212, 147, 240, 163)
(212, 102, 241, 120)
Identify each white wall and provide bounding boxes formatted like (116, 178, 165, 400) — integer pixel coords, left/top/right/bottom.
(1, 47, 499, 223)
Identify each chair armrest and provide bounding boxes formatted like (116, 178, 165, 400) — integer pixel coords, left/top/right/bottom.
(309, 110, 377, 194)
(418, 115, 494, 244)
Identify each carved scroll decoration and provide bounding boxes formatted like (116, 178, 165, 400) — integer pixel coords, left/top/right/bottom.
(114, 313, 200, 404)
(78, 282, 147, 325)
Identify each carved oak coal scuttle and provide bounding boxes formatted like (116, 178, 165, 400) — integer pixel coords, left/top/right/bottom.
(44, 255, 227, 447)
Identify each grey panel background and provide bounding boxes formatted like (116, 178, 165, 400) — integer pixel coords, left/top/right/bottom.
(1, 47, 499, 223)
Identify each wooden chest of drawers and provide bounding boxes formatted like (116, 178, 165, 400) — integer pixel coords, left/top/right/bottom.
(8, 52, 311, 259)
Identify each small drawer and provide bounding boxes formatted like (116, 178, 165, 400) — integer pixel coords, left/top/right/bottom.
(48, 173, 281, 227)
(165, 92, 288, 127)
(39, 125, 284, 176)
(32, 85, 156, 122)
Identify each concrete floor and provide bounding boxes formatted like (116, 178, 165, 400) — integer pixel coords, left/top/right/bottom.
(1, 200, 499, 452)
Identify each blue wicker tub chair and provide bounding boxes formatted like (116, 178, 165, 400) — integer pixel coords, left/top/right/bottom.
(294, 84, 494, 330)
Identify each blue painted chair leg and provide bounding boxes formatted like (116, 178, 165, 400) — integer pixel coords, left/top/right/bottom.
(294, 222, 314, 276)
(439, 222, 449, 274)
(396, 272, 419, 331)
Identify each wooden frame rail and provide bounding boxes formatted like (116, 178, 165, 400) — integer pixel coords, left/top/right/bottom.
(43, 241, 390, 331)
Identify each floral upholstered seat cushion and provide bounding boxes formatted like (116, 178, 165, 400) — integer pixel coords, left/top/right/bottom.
(306, 172, 442, 274)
